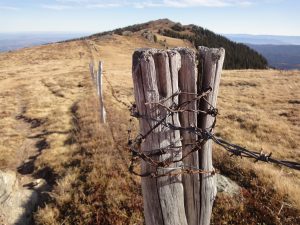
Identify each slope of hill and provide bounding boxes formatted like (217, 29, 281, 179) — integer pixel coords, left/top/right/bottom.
(161, 25, 268, 69)
(83, 19, 268, 70)
(0, 20, 300, 225)
(248, 44, 300, 70)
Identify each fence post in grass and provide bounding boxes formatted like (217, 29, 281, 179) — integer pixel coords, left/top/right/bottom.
(96, 61, 106, 123)
(176, 48, 200, 225)
(89, 62, 95, 82)
(197, 46, 225, 225)
(132, 49, 188, 225)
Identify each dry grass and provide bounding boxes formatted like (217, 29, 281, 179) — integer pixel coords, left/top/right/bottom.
(0, 40, 91, 182)
(0, 32, 299, 224)
(216, 69, 300, 204)
(35, 90, 143, 225)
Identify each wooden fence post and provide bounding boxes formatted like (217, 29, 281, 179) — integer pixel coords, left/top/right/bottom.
(132, 49, 188, 225)
(176, 48, 200, 225)
(89, 62, 95, 81)
(132, 47, 225, 225)
(198, 46, 225, 225)
(96, 61, 106, 123)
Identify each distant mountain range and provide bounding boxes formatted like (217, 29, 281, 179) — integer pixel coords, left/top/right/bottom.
(225, 34, 300, 45)
(225, 34, 300, 70)
(247, 44, 300, 70)
(0, 32, 89, 52)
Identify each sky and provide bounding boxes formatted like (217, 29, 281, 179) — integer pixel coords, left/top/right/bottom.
(0, 0, 299, 35)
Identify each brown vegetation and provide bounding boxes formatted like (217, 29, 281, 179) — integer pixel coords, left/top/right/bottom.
(0, 30, 299, 224)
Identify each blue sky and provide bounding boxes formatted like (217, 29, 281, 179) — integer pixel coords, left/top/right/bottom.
(0, 0, 299, 35)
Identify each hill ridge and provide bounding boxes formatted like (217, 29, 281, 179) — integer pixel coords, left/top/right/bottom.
(74, 19, 268, 70)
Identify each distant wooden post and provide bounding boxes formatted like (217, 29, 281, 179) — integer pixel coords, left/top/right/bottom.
(132, 49, 187, 225)
(96, 61, 106, 123)
(176, 48, 200, 225)
(93, 69, 97, 84)
(89, 62, 95, 82)
(198, 46, 225, 225)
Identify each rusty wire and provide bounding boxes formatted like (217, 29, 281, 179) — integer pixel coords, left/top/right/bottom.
(128, 89, 218, 178)
(127, 88, 300, 178)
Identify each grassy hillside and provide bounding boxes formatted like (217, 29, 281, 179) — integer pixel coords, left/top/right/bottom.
(0, 26, 299, 224)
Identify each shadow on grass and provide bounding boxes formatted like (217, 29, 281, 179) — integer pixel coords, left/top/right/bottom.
(14, 103, 82, 224)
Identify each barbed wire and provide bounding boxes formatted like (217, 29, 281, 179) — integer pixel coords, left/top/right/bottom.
(127, 88, 300, 178)
(211, 136, 300, 170)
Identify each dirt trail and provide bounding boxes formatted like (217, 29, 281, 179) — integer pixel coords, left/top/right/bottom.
(0, 40, 93, 223)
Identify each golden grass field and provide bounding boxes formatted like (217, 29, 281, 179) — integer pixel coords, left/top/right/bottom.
(0, 32, 299, 224)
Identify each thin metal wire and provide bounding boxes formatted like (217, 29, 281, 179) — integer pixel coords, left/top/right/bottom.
(127, 89, 300, 178)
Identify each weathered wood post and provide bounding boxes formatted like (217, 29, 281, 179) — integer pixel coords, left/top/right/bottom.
(176, 48, 200, 225)
(132, 49, 187, 225)
(132, 47, 225, 225)
(198, 46, 225, 225)
(89, 62, 95, 81)
(96, 61, 106, 123)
